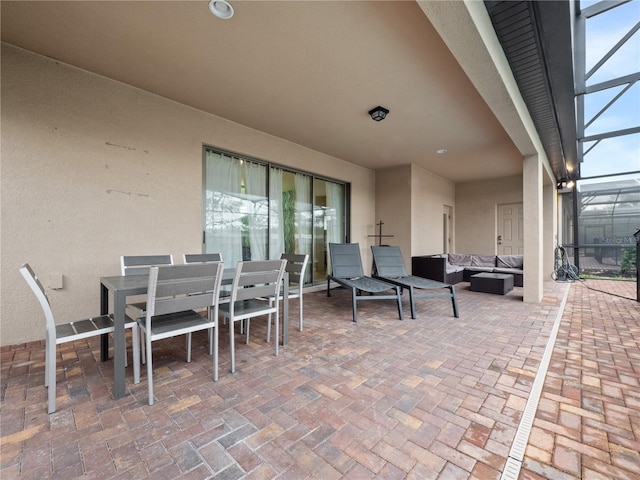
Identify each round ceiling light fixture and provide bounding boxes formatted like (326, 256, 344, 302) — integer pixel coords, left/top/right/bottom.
(209, 0, 234, 19)
(436, 148, 448, 154)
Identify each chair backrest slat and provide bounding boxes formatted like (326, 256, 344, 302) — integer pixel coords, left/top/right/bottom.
(121, 255, 174, 276)
(152, 293, 217, 317)
(230, 260, 287, 303)
(146, 263, 223, 318)
(235, 283, 279, 301)
(183, 253, 222, 264)
(281, 253, 309, 286)
(329, 243, 365, 278)
(371, 246, 408, 277)
(237, 270, 281, 287)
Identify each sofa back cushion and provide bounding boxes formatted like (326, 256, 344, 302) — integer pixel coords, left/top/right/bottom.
(448, 253, 472, 266)
(471, 255, 496, 267)
(497, 255, 524, 269)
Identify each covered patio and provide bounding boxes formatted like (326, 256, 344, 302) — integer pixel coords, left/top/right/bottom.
(2, 1, 638, 478)
(2, 279, 638, 479)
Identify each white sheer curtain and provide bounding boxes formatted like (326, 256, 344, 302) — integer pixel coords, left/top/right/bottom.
(205, 151, 242, 266)
(294, 172, 312, 257)
(205, 148, 346, 283)
(244, 161, 267, 261)
(325, 181, 344, 274)
(326, 182, 344, 244)
(269, 167, 284, 259)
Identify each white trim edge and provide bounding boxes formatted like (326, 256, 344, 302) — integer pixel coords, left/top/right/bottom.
(500, 283, 571, 480)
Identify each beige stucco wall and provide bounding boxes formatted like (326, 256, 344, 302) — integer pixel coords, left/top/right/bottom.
(0, 44, 376, 346)
(374, 164, 455, 270)
(410, 164, 456, 257)
(374, 165, 412, 260)
(455, 175, 523, 254)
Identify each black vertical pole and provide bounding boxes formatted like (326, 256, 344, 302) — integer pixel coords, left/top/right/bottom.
(572, 186, 580, 270)
(634, 229, 639, 302)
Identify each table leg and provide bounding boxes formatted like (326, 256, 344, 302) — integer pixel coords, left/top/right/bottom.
(112, 290, 127, 399)
(100, 284, 109, 362)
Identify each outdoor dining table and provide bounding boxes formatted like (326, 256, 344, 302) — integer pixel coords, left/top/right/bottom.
(100, 267, 289, 400)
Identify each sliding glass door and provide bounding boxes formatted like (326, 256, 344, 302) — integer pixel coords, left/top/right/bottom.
(203, 148, 347, 285)
(312, 178, 345, 283)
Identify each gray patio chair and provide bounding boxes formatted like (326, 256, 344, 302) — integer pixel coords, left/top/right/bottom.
(371, 245, 459, 319)
(184, 252, 227, 337)
(20, 263, 139, 413)
(219, 259, 287, 373)
(327, 243, 403, 322)
(121, 254, 174, 364)
(133, 262, 224, 405)
(265, 253, 309, 342)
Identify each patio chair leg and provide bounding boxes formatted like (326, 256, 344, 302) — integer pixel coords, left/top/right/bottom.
(266, 303, 273, 342)
(147, 337, 154, 406)
(140, 330, 146, 364)
(229, 321, 236, 373)
(299, 296, 303, 332)
(409, 286, 416, 319)
(351, 288, 357, 322)
(395, 287, 404, 320)
(206, 306, 214, 356)
(213, 323, 219, 382)
(46, 335, 56, 414)
(450, 285, 459, 318)
(132, 325, 140, 384)
(44, 336, 50, 388)
(274, 305, 279, 356)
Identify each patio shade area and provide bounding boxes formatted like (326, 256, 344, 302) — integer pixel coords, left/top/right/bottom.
(1, 279, 638, 479)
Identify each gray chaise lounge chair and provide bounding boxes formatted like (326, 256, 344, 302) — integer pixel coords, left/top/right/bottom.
(371, 245, 459, 319)
(327, 243, 403, 322)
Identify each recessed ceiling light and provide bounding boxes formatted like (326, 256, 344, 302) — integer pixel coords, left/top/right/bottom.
(436, 149, 448, 154)
(209, 0, 234, 19)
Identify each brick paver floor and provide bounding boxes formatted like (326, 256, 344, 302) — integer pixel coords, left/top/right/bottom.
(1, 278, 638, 479)
(520, 279, 639, 480)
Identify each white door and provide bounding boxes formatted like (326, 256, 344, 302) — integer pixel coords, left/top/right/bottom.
(443, 205, 453, 253)
(497, 203, 523, 254)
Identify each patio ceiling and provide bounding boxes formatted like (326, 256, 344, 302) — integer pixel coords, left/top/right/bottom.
(1, 1, 575, 184)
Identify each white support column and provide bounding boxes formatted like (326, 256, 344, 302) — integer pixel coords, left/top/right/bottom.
(543, 183, 557, 282)
(523, 154, 543, 303)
